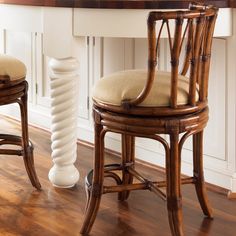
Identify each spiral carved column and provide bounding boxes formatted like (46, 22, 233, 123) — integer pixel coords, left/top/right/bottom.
(48, 57, 80, 188)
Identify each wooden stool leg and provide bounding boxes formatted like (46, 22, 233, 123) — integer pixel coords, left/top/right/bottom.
(84, 180, 91, 212)
(193, 131, 213, 218)
(166, 134, 184, 236)
(80, 123, 105, 235)
(120, 134, 135, 201)
(19, 82, 41, 190)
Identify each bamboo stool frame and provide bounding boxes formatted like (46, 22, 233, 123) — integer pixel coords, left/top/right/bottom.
(0, 77, 41, 190)
(81, 3, 218, 236)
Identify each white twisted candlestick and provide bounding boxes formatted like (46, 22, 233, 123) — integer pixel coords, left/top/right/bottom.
(48, 57, 80, 188)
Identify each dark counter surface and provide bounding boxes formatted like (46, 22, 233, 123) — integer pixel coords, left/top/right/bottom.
(0, 0, 234, 8)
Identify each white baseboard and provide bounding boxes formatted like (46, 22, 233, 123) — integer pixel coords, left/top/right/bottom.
(0, 104, 51, 130)
(230, 173, 236, 192)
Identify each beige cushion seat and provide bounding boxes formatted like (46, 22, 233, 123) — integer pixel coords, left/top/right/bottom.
(93, 70, 199, 107)
(0, 54, 26, 84)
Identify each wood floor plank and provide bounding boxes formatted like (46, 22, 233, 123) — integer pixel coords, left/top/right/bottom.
(0, 116, 235, 235)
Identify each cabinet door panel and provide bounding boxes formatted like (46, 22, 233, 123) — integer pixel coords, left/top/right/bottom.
(103, 38, 126, 76)
(5, 31, 34, 103)
(74, 37, 89, 120)
(204, 39, 226, 160)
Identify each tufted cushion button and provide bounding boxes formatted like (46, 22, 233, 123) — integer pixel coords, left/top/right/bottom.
(0, 54, 26, 82)
(92, 70, 199, 107)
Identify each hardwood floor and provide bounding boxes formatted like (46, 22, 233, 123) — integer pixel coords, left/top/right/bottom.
(0, 116, 235, 236)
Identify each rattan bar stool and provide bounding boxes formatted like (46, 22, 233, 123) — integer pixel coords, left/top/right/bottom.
(0, 54, 41, 190)
(80, 3, 218, 236)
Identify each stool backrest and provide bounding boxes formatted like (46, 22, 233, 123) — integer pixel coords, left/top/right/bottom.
(123, 3, 218, 112)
